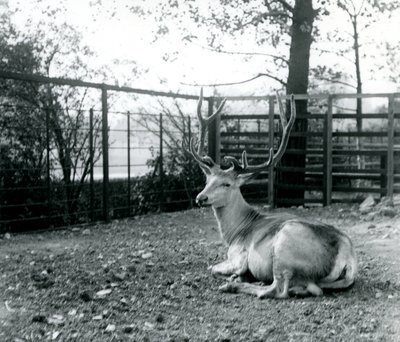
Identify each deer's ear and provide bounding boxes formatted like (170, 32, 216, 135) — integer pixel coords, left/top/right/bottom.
(236, 172, 255, 186)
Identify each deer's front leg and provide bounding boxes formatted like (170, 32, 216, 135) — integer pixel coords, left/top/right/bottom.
(210, 250, 248, 277)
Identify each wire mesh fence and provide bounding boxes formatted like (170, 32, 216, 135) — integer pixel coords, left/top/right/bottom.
(1, 71, 400, 232)
(0, 71, 209, 232)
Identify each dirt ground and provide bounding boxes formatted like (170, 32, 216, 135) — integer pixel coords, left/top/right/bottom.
(1, 204, 400, 342)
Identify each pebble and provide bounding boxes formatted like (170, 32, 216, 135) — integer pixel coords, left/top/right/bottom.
(123, 325, 134, 333)
(141, 252, 153, 259)
(105, 324, 116, 333)
(380, 207, 397, 218)
(95, 289, 112, 297)
(112, 271, 127, 281)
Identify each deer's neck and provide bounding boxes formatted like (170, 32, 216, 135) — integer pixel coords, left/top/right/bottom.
(213, 190, 261, 246)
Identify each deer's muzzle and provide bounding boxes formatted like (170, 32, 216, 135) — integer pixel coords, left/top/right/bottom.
(196, 194, 209, 206)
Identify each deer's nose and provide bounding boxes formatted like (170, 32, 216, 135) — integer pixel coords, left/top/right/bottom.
(196, 194, 208, 206)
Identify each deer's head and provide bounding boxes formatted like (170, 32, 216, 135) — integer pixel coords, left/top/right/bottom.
(184, 89, 296, 209)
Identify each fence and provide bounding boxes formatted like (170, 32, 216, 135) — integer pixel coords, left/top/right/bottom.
(1, 71, 400, 232)
(215, 93, 400, 207)
(0, 71, 209, 232)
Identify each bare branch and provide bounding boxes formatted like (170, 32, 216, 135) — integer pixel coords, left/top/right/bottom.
(273, 0, 294, 13)
(314, 77, 356, 89)
(188, 41, 289, 65)
(239, 10, 292, 29)
(312, 47, 355, 64)
(181, 73, 286, 88)
(355, 0, 366, 16)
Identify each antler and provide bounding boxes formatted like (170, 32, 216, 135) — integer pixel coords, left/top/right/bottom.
(224, 93, 296, 174)
(186, 88, 227, 167)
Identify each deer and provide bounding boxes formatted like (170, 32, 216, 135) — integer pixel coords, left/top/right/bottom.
(184, 89, 357, 299)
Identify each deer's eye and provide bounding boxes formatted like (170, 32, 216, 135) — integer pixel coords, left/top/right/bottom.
(222, 183, 231, 187)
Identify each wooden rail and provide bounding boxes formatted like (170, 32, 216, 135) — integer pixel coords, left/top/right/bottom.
(2, 70, 399, 209)
(219, 93, 400, 206)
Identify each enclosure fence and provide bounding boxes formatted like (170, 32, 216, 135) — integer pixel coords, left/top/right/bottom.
(1, 71, 399, 232)
(215, 93, 400, 207)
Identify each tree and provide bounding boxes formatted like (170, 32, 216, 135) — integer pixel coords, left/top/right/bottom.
(335, 0, 399, 131)
(0, 21, 48, 230)
(384, 42, 400, 85)
(131, 97, 204, 208)
(89, 0, 320, 205)
(87, 0, 399, 205)
(0, 13, 103, 227)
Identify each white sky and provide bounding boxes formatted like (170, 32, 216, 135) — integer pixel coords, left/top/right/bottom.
(6, 0, 400, 96)
(4, 0, 399, 177)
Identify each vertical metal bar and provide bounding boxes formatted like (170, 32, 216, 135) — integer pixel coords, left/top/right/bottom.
(45, 108, 51, 221)
(127, 111, 131, 216)
(237, 118, 240, 150)
(0, 142, 2, 227)
(101, 86, 110, 222)
(380, 155, 387, 198)
(268, 96, 275, 207)
(188, 115, 192, 172)
(89, 108, 94, 222)
(159, 113, 164, 211)
(323, 96, 333, 206)
(187, 115, 193, 208)
(387, 94, 395, 200)
(214, 99, 221, 164)
(188, 116, 192, 155)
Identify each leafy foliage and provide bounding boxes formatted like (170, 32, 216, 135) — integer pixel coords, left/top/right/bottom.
(0, 16, 103, 229)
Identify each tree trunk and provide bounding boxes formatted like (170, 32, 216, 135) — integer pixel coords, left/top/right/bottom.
(352, 15, 364, 172)
(353, 15, 362, 132)
(276, 0, 315, 206)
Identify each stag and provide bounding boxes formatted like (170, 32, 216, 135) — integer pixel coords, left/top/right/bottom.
(184, 89, 357, 299)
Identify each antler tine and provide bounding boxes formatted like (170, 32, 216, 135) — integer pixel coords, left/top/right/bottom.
(241, 151, 248, 169)
(223, 93, 296, 175)
(223, 155, 242, 171)
(189, 136, 208, 165)
(276, 90, 288, 127)
(271, 93, 296, 165)
(195, 87, 227, 158)
(186, 88, 227, 168)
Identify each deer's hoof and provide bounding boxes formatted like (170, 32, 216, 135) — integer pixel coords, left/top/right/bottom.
(218, 282, 238, 293)
(229, 274, 239, 282)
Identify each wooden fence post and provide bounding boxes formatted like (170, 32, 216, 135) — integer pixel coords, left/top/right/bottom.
(45, 107, 52, 221)
(207, 97, 219, 162)
(159, 113, 165, 211)
(268, 96, 275, 207)
(323, 95, 333, 206)
(89, 108, 94, 222)
(127, 111, 131, 216)
(187, 115, 193, 208)
(101, 85, 110, 222)
(387, 94, 395, 200)
(380, 155, 387, 198)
